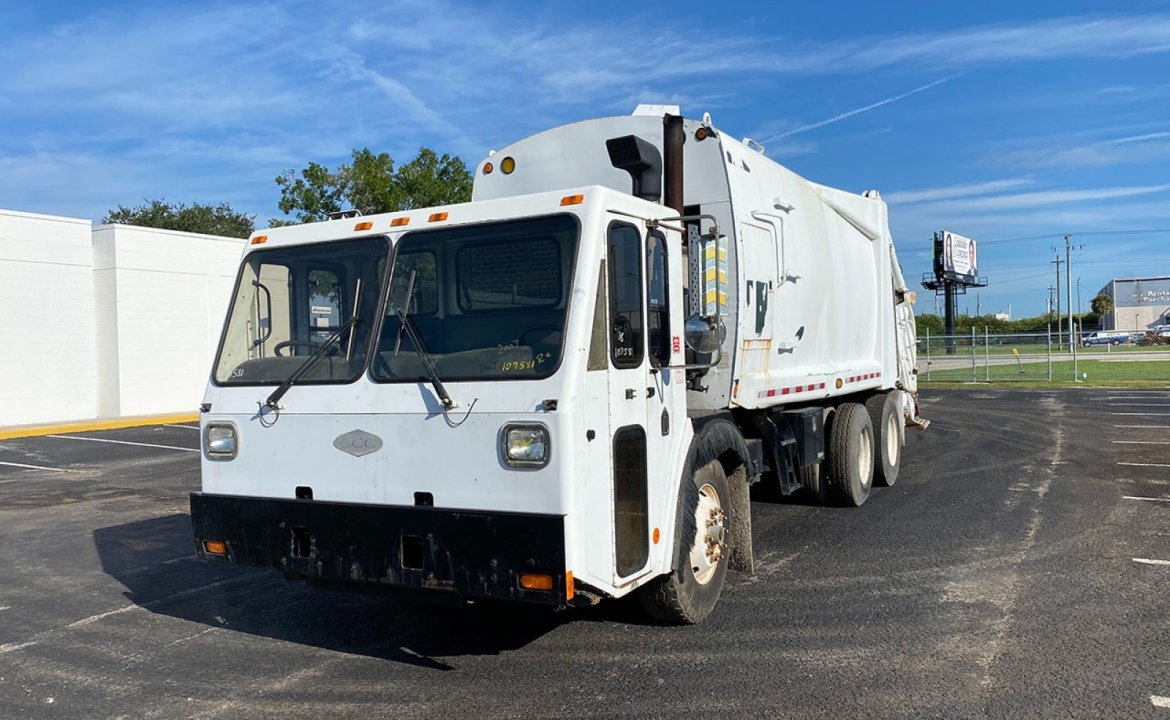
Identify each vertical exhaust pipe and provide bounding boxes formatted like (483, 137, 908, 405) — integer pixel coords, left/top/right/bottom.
(663, 114, 685, 215)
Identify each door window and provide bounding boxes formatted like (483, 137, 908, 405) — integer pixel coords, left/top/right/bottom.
(646, 230, 670, 366)
(613, 425, 649, 576)
(607, 223, 644, 368)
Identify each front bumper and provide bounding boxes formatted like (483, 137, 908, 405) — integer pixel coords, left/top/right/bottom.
(190, 493, 568, 604)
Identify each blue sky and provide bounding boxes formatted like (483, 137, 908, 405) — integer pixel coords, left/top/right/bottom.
(2, 1, 1169, 318)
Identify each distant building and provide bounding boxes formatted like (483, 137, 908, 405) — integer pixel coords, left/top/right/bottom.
(1098, 275, 1170, 331)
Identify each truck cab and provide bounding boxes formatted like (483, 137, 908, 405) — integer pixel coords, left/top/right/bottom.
(193, 185, 716, 610)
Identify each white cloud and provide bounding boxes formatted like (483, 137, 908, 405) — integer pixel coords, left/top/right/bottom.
(885, 179, 1036, 205)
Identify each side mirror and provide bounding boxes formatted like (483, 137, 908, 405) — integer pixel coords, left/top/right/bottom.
(684, 314, 725, 354)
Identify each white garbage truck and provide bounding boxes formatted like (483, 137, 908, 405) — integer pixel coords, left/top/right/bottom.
(191, 106, 927, 623)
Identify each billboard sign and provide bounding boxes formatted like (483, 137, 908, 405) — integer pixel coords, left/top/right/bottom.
(940, 230, 977, 278)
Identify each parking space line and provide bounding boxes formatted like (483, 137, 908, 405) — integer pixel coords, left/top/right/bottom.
(47, 435, 199, 453)
(1115, 425, 1170, 429)
(1153, 695, 1170, 708)
(1133, 558, 1170, 566)
(1109, 403, 1170, 407)
(164, 424, 200, 430)
(0, 641, 37, 655)
(1119, 462, 1170, 468)
(67, 605, 140, 628)
(1123, 495, 1170, 502)
(1113, 440, 1170, 445)
(1111, 412, 1170, 416)
(0, 459, 71, 472)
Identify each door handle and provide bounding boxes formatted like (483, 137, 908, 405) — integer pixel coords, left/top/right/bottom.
(646, 386, 656, 398)
(625, 388, 636, 399)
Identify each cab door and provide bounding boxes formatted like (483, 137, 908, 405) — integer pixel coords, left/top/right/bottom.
(605, 221, 673, 583)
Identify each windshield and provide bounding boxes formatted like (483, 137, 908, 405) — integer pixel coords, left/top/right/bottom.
(213, 237, 389, 385)
(372, 215, 579, 383)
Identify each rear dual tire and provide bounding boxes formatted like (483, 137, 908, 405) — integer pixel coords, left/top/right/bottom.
(865, 391, 902, 488)
(826, 403, 874, 507)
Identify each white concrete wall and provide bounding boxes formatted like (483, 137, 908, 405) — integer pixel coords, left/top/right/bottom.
(0, 209, 98, 426)
(92, 225, 245, 417)
(0, 208, 246, 427)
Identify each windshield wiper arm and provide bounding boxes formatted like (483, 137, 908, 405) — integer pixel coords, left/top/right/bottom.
(265, 315, 359, 410)
(394, 307, 456, 410)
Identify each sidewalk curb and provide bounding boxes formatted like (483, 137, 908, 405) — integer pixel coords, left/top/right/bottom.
(0, 413, 200, 440)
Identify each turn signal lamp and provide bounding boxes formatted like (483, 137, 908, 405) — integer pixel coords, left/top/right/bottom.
(354, 221, 373, 231)
(560, 194, 584, 206)
(250, 235, 268, 245)
(520, 573, 553, 591)
(428, 212, 448, 222)
(203, 540, 227, 555)
(483, 161, 494, 174)
(390, 217, 410, 227)
(501, 156, 516, 174)
(565, 571, 575, 601)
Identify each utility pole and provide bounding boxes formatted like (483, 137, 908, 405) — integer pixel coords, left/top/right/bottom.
(1047, 286, 1055, 319)
(1065, 234, 1073, 350)
(1051, 254, 1063, 350)
(1063, 234, 1084, 349)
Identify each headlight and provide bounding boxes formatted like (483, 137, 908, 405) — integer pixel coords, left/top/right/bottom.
(501, 424, 549, 467)
(204, 422, 238, 460)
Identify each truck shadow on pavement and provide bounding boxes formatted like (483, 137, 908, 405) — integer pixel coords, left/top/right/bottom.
(93, 513, 622, 670)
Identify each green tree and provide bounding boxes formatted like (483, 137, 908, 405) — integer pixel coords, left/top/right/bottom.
(1090, 292, 1114, 317)
(274, 147, 473, 224)
(102, 199, 255, 239)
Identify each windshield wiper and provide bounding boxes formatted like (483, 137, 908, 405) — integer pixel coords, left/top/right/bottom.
(265, 315, 360, 410)
(395, 306, 456, 410)
(391, 270, 455, 409)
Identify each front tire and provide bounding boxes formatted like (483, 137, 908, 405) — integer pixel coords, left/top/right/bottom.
(866, 392, 902, 487)
(639, 460, 730, 624)
(827, 403, 874, 507)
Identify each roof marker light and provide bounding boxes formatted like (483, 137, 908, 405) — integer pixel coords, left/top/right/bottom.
(560, 194, 584, 206)
(390, 217, 410, 227)
(250, 235, 268, 245)
(483, 161, 494, 174)
(354, 221, 373, 231)
(428, 212, 448, 222)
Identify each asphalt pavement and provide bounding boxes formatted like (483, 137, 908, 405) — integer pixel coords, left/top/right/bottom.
(1, 391, 1168, 719)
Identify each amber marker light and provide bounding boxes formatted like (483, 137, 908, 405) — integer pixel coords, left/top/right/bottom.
(250, 235, 268, 245)
(390, 217, 410, 227)
(354, 221, 373, 231)
(501, 156, 516, 174)
(203, 540, 227, 555)
(560, 194, 584, 206)
(835, 378, 844, 389)
(565, 571, 575, 601)
(520, 573, 554, 591)
(428, 212, 448, 222)
(483, 161, 494, 174)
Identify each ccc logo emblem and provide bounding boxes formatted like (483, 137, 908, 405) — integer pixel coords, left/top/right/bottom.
(332, 430, 383, 457)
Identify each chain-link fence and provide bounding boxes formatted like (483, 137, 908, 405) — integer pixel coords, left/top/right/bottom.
(918, 328, 1170, 384)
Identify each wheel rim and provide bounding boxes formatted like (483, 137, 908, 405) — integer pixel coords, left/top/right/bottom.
(689, 482, 726, 585)
(886, 412, 900, 467)
(857, 426, 873, 488)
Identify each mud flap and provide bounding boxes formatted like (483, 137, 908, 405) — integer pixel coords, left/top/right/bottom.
(725, 465, 753, 573)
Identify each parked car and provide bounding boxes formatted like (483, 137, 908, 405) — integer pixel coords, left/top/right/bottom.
(1082, 331, 1132, 346)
